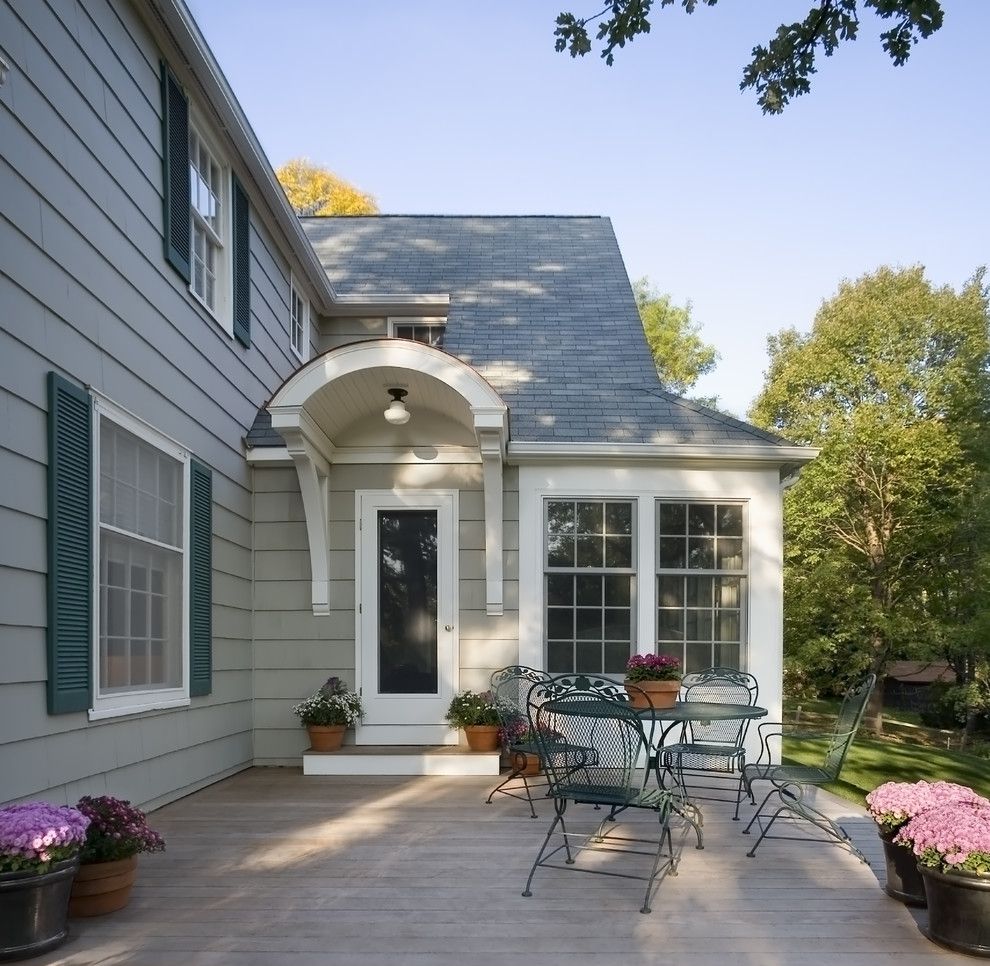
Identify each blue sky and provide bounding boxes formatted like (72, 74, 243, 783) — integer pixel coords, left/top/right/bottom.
(186, 1, 989, 417)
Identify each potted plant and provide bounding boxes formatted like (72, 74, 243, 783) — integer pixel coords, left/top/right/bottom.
(865, 780, 988, 906)
(895, 798, 990, 956)
(0, 802, 89, 960)
(446, 690, 502, 751)
(292, 676, 364, 751)
(68, 795, 165, 917)
(624, 654, 682, 709)
(499, 720, 558, 775)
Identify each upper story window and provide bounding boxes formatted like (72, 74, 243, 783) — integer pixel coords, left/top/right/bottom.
(389, 317, 446, 348)
(290, 276, 310, 362)
(544, 499, 636, 675)
(656, 501, 746, 674)
(188, 124, 228, 322)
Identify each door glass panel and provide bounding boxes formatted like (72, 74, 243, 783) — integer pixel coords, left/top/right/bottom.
(378, 510, 438, 694)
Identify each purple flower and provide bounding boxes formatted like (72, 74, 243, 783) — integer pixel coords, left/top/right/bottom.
(76, 795, 165, 863)
(0, 802, 90, 874)
(624, 653, 682, 683)
(866, 780, 989, 834)
(894, 800, 990, 875)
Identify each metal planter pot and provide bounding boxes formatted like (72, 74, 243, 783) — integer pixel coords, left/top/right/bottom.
(0, 857, 79, 962)
(920, 865, 990, 958)
(879, 831, 926, 906)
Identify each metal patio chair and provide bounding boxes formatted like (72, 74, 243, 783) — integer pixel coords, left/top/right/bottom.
(520, 689, 685, 914)
(741, 672, 876, 860)
(486, 665, 552, 817)
(659, 667, 759, 820)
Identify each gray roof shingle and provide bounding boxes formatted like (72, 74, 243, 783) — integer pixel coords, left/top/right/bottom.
(298, 215, 789, 448)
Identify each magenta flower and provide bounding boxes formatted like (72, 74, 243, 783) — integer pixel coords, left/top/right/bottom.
(0, 802, 90, 874)
(76, 795, 165, 863)
(625, 653, 682, 683)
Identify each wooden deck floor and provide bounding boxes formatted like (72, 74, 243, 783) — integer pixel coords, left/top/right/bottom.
(40, 767, 973, 966)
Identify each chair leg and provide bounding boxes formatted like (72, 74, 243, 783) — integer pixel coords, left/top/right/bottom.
(640, 804, 675, 914)
(742, 786, 779, 835)
(732, 769, 747, 821)
(521, 800, 568, 898)
(486, 752, 539, 818)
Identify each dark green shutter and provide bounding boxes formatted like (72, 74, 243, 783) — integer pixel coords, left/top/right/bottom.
(189, 457, 213, 697)
(160, 61, 191, 282)
(47, 372, 92, 714)
(231, 174, 251, 347)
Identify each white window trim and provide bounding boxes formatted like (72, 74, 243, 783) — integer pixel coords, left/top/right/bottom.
(387, 316, 447, 345)
(654, 499, 750, 673)
(88, 394, 191, 720)
(188, 114, 232, 336)
(290, 274, 310, 363)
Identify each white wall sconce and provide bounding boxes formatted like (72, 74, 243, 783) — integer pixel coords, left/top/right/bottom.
(383, 387, 411, 425)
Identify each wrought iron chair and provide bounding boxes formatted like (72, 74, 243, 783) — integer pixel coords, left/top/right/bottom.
(741, 672, 876, 860)
(659, 667, 759, 820)
(520, 689, 685, 914)
(486, 665, 552, 817)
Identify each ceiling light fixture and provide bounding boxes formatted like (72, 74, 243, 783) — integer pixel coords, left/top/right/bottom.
(383, 387, 411, 426)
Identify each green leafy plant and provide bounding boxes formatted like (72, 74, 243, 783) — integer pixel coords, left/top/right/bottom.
(292, 676, 363, 727)
(445, 690, 500, 728)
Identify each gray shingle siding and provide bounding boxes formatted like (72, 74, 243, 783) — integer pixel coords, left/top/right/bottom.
(302, 216, 788, 447)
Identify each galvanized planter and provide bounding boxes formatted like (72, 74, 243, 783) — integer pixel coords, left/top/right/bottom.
(0, 857, 79, 962)
(920, 866, 990, 958)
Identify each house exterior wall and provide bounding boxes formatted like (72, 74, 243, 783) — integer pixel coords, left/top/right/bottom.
(517, 462, 785, 758)
(252, 462, 520, 763)
(0, 0, 305, 808)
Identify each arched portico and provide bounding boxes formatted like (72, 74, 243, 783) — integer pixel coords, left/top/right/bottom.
(267, 340, 509, 616)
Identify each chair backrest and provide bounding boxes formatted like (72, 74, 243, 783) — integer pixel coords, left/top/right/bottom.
(529, 690, 648, 806)
(537, 672, 634, 703)
(490, 666, 552, 742)
(821, 672, 877, 779)
(681, 667, 759, 746)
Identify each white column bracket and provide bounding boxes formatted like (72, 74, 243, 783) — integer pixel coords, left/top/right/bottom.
(271, 410, 334, 616)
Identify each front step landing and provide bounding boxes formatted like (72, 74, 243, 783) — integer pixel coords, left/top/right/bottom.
(303, 745, 501, 777)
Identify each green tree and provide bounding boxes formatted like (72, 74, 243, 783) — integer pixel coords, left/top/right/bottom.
(634, 278, 718, 400)
(750, 266, 990, 729)
(276, 158, 378, 216)
(554, 1, 945, 113)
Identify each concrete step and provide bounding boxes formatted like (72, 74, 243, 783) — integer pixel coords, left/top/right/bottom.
(303, 744, 502, 776)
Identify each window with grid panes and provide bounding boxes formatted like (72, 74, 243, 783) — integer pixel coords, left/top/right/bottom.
(544, 500, 635, 675)
(188, 125, 226, 317)
(97, 410, 186, 698)
(390, 320, 445, 347)
(656, 502, 745, 674)
(290, 277, 309, 361)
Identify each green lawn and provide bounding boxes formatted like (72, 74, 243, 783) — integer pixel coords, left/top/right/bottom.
(785, 735, 990, 806)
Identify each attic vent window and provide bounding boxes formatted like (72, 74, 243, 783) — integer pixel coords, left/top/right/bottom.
(388, 317, 445, 348)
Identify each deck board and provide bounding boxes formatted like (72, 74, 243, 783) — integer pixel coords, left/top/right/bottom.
(38, 768, 972, 965)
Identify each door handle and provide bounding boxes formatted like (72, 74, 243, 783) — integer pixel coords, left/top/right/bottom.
(444, 624, 454, 632)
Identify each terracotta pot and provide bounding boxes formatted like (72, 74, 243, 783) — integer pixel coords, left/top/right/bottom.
(464, 725, 501, 752)
(878, 829, 926, 906)
(307, 724, 346, 751)
(624, 679, 680, 710)
(0, 856, 78, 961)
(508, 749, 541, 775)
(919, 865, 990, 957)
(68, 855, 137, 917)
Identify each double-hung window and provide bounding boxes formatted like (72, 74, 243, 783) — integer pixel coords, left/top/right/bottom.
(656, 501, 746, 673)
(188, 125, 226, 320)
(290, 276, 309, 361)
(93, 399, 189, 716)
(544, 499, 635, 675)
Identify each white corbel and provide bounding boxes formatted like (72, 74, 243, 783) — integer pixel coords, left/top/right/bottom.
(271, 409, 334, 616)
(473, 408, 508, 617)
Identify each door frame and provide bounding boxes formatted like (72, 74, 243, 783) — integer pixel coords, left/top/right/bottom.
(354, 489, 459, 745)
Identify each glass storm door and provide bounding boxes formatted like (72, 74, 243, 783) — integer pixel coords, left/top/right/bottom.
(357, 491, 457, 744)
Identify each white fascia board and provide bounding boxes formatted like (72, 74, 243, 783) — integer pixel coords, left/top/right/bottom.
(329, 294, 451, 318)
(148, 0, 338, 315)
(507, 441, 819, 466)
